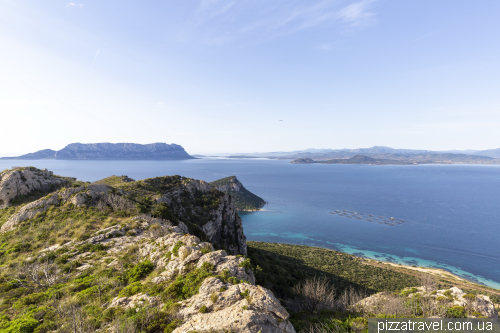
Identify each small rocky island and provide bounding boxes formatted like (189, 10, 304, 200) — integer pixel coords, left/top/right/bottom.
(209, 176, 266, 211)
(1, 142, 194, 160)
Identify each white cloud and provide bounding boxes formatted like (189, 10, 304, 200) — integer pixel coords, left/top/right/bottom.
(337, 0, 376, 26)
(179, 0, 378, 44)
(66, 3, 83, 8)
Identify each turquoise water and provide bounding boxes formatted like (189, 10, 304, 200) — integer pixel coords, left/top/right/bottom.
(1, 158, 499, 288)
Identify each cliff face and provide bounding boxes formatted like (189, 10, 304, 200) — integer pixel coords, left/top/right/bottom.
(155, 178, 248, 255)
(1, 142, 194, 160)
(209, 176, 266, 211)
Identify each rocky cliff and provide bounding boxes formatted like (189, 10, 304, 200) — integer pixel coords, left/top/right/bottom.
(1, 142, 194, 160)
(0, 167, 294, 333)
(209, 176, 266, 211)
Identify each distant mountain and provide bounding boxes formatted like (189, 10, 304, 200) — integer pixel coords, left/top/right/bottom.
(227, 146, 500, 162)
(292, 155, 415, 165)
(291, 153, 499, 165)
(1, 143, 194, 160)
(4, 149, 58, 160)
(209, 176, 266, 211)
(476, 148, 500, 159)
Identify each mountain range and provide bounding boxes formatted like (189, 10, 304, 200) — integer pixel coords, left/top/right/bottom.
(227, 146, 500, 160)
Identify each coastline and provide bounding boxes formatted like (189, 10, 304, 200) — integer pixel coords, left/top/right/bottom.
(359, 256, 500, 296)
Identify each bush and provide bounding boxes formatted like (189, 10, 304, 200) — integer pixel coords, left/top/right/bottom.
(199, 305, 207, 313)
(125, 260, 154, 283)
(238, 258, 251, 269)
(118, 282, 143, 297)
(1, 316, 39, 333)
(446, 306, 466, 318)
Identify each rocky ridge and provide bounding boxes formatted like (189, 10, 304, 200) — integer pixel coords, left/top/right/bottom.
(0, 170, 247, 255)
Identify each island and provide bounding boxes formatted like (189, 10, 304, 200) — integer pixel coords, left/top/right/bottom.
(1, 142, 194, 160)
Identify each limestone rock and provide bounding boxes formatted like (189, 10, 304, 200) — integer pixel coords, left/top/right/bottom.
(108, 293, 161, 309)
(0, 193, 60, 232)
(173, 277, 295, 333)
(358, 286, 499, 318)
(0, 168, 66, 209)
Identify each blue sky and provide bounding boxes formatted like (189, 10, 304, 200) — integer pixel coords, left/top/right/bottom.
(1, 0, 499, 155)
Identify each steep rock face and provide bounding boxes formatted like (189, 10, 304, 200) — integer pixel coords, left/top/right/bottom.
(55, 142, 193, 160)
(157, 179, 248, 255)
(0, 168, 68, 209)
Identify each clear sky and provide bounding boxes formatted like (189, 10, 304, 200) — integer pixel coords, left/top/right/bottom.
(1, 0, 500, 155)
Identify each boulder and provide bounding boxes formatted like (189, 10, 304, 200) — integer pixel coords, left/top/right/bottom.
(173, 277, 295, 333)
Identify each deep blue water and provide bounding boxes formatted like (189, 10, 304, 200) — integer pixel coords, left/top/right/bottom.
(1, 158, 499, 288)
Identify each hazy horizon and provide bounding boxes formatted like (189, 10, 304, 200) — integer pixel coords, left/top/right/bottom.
(0, 143, 496, 158)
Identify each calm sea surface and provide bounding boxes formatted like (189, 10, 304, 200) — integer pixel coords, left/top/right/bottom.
(1, 158, 499, 288)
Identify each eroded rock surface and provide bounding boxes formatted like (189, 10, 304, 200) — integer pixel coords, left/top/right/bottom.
(173, 277, 295, 333)
(0, 168, 67, 209)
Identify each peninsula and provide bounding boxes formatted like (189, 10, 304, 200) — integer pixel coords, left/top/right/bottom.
(1, 142, 194, 160)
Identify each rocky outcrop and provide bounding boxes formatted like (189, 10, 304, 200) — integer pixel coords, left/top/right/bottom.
(0, 168, 67, 208)
(157, 179, 248, 256)
(0, 182, 119, 233)
(357, 286, 498, 318)
(173, 277, 295, 333)
(209, 176, 266, 212)
(0, 193, 61, 232)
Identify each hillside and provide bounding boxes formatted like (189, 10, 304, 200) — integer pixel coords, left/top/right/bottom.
(0, 167, 497, 333)
(1, 143, 194, 160)
(209, 176, 266, 211)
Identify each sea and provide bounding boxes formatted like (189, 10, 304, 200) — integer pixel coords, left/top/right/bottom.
(1, 158, 499, 288)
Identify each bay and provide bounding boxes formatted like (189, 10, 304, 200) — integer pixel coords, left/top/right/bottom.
(1, 158, 499, 288)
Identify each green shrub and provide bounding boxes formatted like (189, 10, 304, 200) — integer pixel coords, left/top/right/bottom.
(125, 260, 154, 283)
(118, 282, 143, 297)
(171, 242, 185, 257)
(199, 305, 207, 313)
(1, 316, 39, 333)
(238, 258, 251, 269)
(446, 306, 466, 318)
